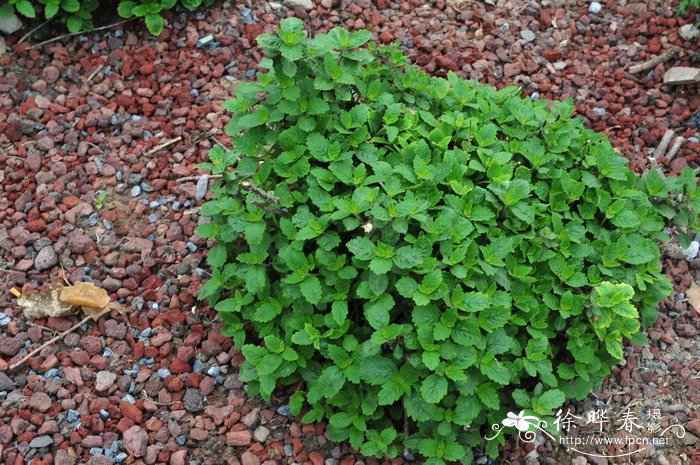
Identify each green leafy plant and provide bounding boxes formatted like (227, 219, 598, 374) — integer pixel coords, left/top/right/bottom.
(94, 190, 107, 209)
(679, 0, 700, 24)
(0, 0, 214, 35)
(197, 19, 700, 464)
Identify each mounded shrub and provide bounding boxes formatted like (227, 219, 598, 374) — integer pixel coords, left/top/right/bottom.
(197, 19, 700, 464)
(1, 0, 213, 35)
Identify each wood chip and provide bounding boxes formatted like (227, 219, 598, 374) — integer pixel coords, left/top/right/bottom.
(60, 281, 111, 309)
(687, 282, 700, 316)
(17, 283, 74, 319)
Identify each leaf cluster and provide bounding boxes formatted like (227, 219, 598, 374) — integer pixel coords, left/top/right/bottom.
(197, 19, 700, 464)
(0, 0, 214, 35)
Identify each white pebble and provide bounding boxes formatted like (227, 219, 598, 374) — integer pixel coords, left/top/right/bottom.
(684, 241, 699, 261)
(589, 1, 602, 14)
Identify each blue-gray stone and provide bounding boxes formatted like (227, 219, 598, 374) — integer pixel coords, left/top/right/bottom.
(103, 219, 112, 230)
(45, 368, 59, 378)
(67, 409, 81, 422)
(588, 1, 602, 13)
(190, 89, 199, 97)
(193, 359, 204, 372)
(196, 34, 214, 48)
(593, 107, 606, 116)
(531, 92, 539, 101)
(130, 185, 141, 197)
(100, 409, 110, 419)
(520, 30, 536, 42)
(284, 444, 293, 456)
(122, 394, 136, 404)
(89, 447, 104, 456)
(148, 214, 158, 223)
(207, 365, 220, 377)
(245, 70, 255, 78)
(29, 435, 53, 448)
(187, 242, 198, 253)
(176, 435, 187, 445)
(150, 201, 159, 209)
(115, 29, 124, 38)
(89, 212, 99, 226)
(276, 405, 291, 417)
(103, 348, 113, 357)
(172, 201, 181, 212)
(195, 175, 209, 200)
(115, 452, 128, 462)
(158, 368, 171, 379)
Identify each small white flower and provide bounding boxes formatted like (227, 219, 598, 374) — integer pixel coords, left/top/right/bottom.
(362, 222, 373, 233)
(502, 411, 539, 432)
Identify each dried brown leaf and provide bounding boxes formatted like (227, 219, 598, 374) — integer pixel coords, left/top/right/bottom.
(686, 282, 700, 315)
(60, 281, 110, 309)
(17, 283, 74, 319)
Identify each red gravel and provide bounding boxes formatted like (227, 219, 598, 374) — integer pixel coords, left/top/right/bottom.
(0, 1, 699, 465)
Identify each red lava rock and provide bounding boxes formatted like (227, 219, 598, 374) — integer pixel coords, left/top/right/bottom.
(42, 66, 61, 83)
(170, 358, 191, 374)
(503, 63, 522, 78)
(29, 392, 52, 412)
(242, 451, 261, 465)
(0, 335, 24, 357)
(226, 430, 252, 446)
(119, 401, 144, 423)
(647, 37, 662, 53)
(123, 425, 149, 457)
(309, 451, 325, 465)
(80, 336, 104, 356)
(66, 230, 94, 254)
(170, 450, 188, 465)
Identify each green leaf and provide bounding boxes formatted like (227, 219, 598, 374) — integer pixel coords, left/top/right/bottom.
(66, 15, 82, 32)
(421, 374, 448, 403)
(45, 2, 60, 18)
(604, 330, 623, 359)
(15, 0, 36, 17)
(144, 13, 164, 35)
(365, 294, 394, 329)
(537, 389, 565, 411)
(347, 237, 375, 260)
(331, 300, 348, 325)
(308, 98, 330, 115)
(300, 275, 322, 304)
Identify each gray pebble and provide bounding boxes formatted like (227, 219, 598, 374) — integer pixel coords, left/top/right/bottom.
(588, 1, 602, 13)
(276, 405, 291, 417)
(130, 185, 141, 197)
(520, 30, 536, 42)
(29, 435, 53, 448)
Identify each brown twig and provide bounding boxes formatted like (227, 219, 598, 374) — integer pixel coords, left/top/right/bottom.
(665, 137, 685, 161)
(176, 174, 222, 183)
(241, 180, 279, 202)
(653, 129, 676, 158)
(253, 201, 288, 215)
(18, 19, 52, 44)
(629, 47, 681, 74)
(86, 65, 105, 83)
(145, 136, 182, 157)
(30, 18, 134, 49)
(10, 314, 93, 370)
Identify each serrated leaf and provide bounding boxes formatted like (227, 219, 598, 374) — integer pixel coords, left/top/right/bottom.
(300, 275, 322, 304)
(421, 374, 448, 403)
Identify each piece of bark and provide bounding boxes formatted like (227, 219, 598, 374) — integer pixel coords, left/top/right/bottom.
(663, 67, 700, 85)
(629, 47, 681, 74)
